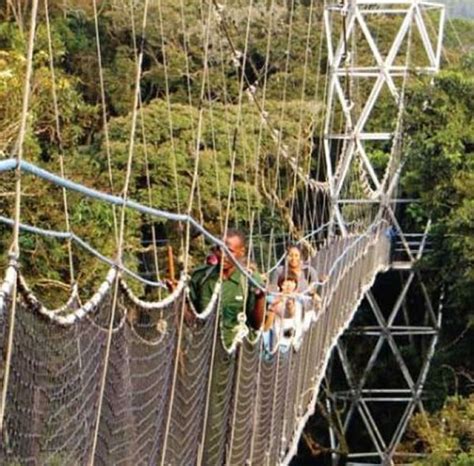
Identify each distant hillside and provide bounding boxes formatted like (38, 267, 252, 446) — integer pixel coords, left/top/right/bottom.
(437, 0, 474, 19)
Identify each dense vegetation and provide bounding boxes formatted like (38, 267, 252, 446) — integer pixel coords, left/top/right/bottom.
(0, 0, 328, 298)
(397, 54, 474, 465)
(0, 1, 472, 463)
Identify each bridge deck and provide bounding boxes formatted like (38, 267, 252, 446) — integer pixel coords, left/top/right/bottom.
(0, 229, 390, 465)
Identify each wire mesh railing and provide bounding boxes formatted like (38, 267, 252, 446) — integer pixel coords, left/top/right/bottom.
(0, 219, 390, 465)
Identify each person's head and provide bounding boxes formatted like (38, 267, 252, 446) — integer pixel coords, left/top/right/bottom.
(217, 229, 246, 273)
(287, 244, 303, 271)
(277, 272, 298, 294)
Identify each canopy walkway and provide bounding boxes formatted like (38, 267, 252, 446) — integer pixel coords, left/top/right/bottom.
(0, 212, 390, 465)
(0, 0, 444, 464)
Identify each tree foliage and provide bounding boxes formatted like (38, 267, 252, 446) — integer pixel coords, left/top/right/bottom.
(402, 55, 474, 400)
(0, 1, 325, 303)
(401, 396, 474, 465)
(397, 52, 474, 465)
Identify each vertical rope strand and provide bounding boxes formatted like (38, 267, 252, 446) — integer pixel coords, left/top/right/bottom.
(160, 1, 217, 462)
(138, 93, 162, 293)
(0, 0, 39, 433)
(91, 0, 119, 243)
(88, 1, 150, 463)
(44, 0, 75, 284)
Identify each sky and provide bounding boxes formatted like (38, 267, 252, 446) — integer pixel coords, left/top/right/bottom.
(436, 0, 474, 19)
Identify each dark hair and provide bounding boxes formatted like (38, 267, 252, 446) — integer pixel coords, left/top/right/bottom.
(287, 243, 302, 253)
(287, 243, 308, 261)
(225, 229, 246, 247)
(277, 271, 298, 289)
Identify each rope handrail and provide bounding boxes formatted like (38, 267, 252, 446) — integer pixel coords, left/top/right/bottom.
(0, 212, 389, 339)
(0, 215, 168, 289)
(0, 205, 392, 464)
(325, 218, 387, 279)
(0, 159, 379, 297)
(0, 208, 386, 305)
(0, 158, 264, 290)
(0, 214, 332, 289)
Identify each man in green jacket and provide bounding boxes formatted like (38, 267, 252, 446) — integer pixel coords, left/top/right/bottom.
(188, 229, 265, 348)
(188, 230, 265, 464)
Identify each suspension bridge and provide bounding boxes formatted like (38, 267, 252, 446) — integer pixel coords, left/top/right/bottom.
(0, 0, 444, 464)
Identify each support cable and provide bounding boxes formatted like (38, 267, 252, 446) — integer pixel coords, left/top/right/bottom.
(91, 0, 119, 242)
(44, 0, 75, 285)
(160, 1, 221, 462)
(0, 0, 39, 434)
(88, 1, 150, 462)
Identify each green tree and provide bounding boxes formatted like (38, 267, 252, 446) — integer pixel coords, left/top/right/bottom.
(401, 396, 474, 466)
(401, 52, 473, 409)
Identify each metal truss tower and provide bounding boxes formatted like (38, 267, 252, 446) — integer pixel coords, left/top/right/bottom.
(325, 234, 444, 464)
(323, 0, 445, 236)
(321, 1, 445, 464)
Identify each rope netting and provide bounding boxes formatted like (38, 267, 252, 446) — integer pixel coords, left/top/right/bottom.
(0, 0, 426, 463)
(0, 224, 391, 465)
(0, 273, 180, 465)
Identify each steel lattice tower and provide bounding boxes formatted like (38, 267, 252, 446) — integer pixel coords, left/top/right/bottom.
(321, 1, 445, 464)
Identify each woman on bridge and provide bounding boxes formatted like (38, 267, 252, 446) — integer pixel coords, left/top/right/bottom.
(269, 244, 323, 335)
(271, 244, 320, 302)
